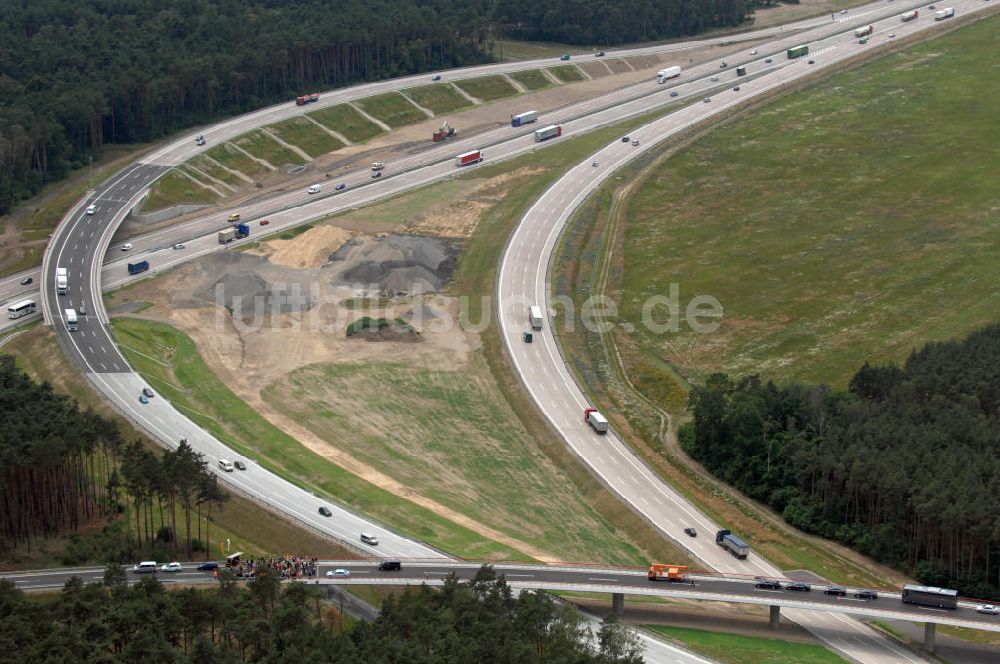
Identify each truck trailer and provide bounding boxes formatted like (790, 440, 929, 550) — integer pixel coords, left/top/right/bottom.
(901, 9, 919, 21)
(533, 125, 562, 142)
(648, 564, 688, 582)
(584, 408, 608, 434)
(127, 260, 149, 276)
(56, 267, 68, 295)
(455, 150, 483, 167)
(511, 111, 539, 127)
(715, 529, 750, 559)
(736, 66, 747, 77)
(529, 305, 543, 330)
(787, 44, 809, 59)
(656, 66, 682, 83)
(855, 25, 873, 38)
(935, 8, 954, 20)
(64, 308, 77, 331)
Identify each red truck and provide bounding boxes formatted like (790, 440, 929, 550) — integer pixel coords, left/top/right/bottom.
(295, 93, 320, 106)
(455, 150, 483, 167)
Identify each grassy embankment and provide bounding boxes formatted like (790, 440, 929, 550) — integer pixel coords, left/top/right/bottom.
(308, 104, 384, 142)
(1, 325, 354, 567)
(354, 92, 428, 128)
(646, 625, 847, 664)
(453, 75, 519, 102)
(268, 117, 345, 157)
(509, 69, 553, 91)
(405, 84, 473, 115)
(547, 65, 586, 82)
(552, 13, 1000, 586)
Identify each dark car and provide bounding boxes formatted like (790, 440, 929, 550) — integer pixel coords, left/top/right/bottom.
(523, 331, 533, 343)
(621, 136, 630, 143)
(787, 581, 811, 592)
(733, 86, 741, 91)
(197, 561, 219, 571)
(669, 91, 679, 97)
(260, 219, 270, 226)
(20, 276, 33, 285)
(855, 590, 879, 600)
(755, 579, 782, 590)
(720, 61, 728, 68)
(765, 58, 773, 63)
(432, 75, 442, 81)
(335, 183, 346, 191)
(596, 51, 605, 57)
(684, 527, 697, 537)
(824, 586, 847, 596)
(318, 506, 332, 517)
(234, 460, 246, 470)
(808, 59, 815, 64)
(378, 560, 402, 571)
(142, 387, 154, 398)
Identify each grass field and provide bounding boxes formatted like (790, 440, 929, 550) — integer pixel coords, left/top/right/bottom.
(204, 142, 267, 176)
(612, 14, 1000, 398)
(234, 130, 304, 168)
(646, 626, 847, 663)
(547, 65, 586, 83)
(405, 84, 472, 115)
(509, 69, 554, 91)
(354, 92, 427, 128)
(143, 168, 218, 211)
(110, 317, 523, 561)
(189, 156, 245, 187)
(309, 104, 383, 143)
(454, 75, 519, 102)
(268, 116, 345, 158)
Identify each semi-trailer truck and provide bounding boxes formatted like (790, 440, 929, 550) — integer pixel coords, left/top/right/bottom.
(855, 25, 873, 37)
(529, 305, 543, 330)
(716, 529, 750, 559)
(648, 564, 688, 582)
(127, 260, 150, 276)
(64, 308, 77, 331)
(56, 267, 68, 295)
(901, 9, 918, 21)
(219, 224, 250, 244)
(935, 8, 954, 20)
(656, 66, 682, 83)
(511, 111, 539, 127)
(584, 407, 608, 434)
(787, 45, 809, 59)
(455, 150, 483, 167)
(533, 125, 562, 142)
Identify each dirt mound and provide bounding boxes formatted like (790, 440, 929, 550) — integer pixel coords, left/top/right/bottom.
(253, 224, 354, 269)
(329, 234, 460, 293)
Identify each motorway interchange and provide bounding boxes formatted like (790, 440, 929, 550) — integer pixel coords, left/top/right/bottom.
(5, 1, 998, 662)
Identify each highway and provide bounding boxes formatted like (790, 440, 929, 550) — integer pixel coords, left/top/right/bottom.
(24, 2, 994, 661)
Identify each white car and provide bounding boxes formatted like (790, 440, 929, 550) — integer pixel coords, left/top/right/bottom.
(711, 76, 720, 81)
(977, 604, 1000, 615)
(360, 533, 379, 546)
(161, 562, 182, 573)
(85, 204, 97, 215)
(120, 242, 133, 251)
(172, 243, 185, 250)
(307, 185, 321, 194)
(750, 49, 757, 55)
(591, 159, 599, 167)
(326, 568, 350, 578)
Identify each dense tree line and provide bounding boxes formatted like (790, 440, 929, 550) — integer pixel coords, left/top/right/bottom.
(0, 356, 228, 563)
(0, 0, 777, 213)
(682, 324, 1000, 599)
(0, 565, 643, 663)
(493, 0, 772, 45)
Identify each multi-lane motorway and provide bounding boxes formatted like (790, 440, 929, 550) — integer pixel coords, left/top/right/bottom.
(20, 1, 997, 661)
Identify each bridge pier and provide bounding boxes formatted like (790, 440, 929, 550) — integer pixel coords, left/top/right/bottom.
(924, 622, 936, 653)
(769, 605, 780, 629)
(612, 593, 625, 617)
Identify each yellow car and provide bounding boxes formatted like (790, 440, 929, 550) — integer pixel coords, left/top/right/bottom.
(228, 213, 240, 222)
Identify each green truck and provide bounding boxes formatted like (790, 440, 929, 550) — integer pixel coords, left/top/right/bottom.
(787, 44, 809, 59)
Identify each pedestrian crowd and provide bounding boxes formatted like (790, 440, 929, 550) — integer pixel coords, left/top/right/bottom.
(230, 555, 318, 579)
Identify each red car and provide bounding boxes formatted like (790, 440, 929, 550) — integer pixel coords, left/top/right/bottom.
(260, 219, 270, 226)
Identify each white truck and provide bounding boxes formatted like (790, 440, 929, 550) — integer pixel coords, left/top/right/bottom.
(64, 308, 77, 331)
(533, 125, 562, 142)
(656, 66, 682, 84)
(56, 267, 68, 295)
(854, 25, 873, 38)
(935, 8, 954, 20)
(371, 161, 384, 172)
(529, 305, 543, 330)
(900, 9, 919, 21)
(584, 408, 608, 434)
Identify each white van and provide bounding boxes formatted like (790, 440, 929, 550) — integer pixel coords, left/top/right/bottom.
(360, 532, 380, 546)
(218, 459, 235, 472)
(132, 561, 158, 574)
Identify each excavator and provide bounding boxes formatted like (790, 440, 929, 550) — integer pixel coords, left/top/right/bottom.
(432, 120, 457, 142)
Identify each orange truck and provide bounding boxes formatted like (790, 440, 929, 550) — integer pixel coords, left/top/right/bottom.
(648, 564, 688, 582)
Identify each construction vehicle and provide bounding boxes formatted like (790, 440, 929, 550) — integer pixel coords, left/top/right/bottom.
(432, 120, 457, 142)
(584, 408, 608, 434)
(648, 564, 688, 582)
(716, 529, 750, 559)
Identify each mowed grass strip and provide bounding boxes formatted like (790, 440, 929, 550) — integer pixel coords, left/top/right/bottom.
(109, 317, 522, 561)
(509, 69, 553, 91)
(264, 359, 650, 565)
(454, 75, 519, 102)
(144, 168, 218, 211)
(234, 129, 303, 167)
(547, 65, 585, 82)
(309, 104, 383, 142)
(354, 92, 427, 128)
(205, 143, 266, 175)
(190, 156, 244, 187)
(646, 626, 848, 664)
(619, 14, 1000, 391)
(405, 84, 472, 115)
(268, 116, 344, 158)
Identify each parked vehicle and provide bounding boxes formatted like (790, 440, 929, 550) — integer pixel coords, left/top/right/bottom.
(432, 120, 457, 142)
(648, 564, 688, 582)
(432, 75, 442, 81)
(715, 529, 750, 559)
(161, 562, 182, 573)
(132, 561, 158, 574)
(584, 407, 608, 434)
(327, 568, 350, 577)
(631, 139, 639, 146)
(197, 561, 219, 571)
